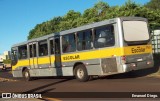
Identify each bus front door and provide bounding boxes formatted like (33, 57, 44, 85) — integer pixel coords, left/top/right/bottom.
(54, 38, 61, 67)
(54, 38, 62, 76)
(29, 43, 38, 69)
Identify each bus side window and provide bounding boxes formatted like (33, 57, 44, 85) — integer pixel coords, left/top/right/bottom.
(33, 44, 37, 57)
(62, 33, 76, 53)
(18, 45, 27, 59)
(94, 25, 115, 48)
(29, 45, 33, 58)
(50, 40, 54, 55)
(39, 40, 48, 56)
(77, 29, 93, 51)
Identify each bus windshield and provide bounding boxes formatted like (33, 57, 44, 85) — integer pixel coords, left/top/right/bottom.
(123, 21, 149, 42)
(11, 48, 18, 66)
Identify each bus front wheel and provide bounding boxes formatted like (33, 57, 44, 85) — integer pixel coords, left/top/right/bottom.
(23, 69, 32, 81)
(74, 64, 89, 82)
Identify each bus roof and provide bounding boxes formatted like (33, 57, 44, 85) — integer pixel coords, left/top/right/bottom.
(12, 17, 147, 48)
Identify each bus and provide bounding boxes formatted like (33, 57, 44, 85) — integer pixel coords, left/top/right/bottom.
(11, 17, 154, 82)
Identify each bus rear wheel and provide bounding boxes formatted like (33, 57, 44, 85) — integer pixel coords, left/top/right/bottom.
(74, 64, 89, 82)
(23, 69, 32, 81)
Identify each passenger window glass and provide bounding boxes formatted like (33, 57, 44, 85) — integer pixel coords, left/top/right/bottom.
(29, 44, 37, 58)
(94, 25, 115, 48)
(11, 49, 17, 61)
(77, 30, 93, 51)
(50, 40, 54, 54)
(39, 40, 48, 56)
(33, 44, 37, 57)
(11, 48, 18, 65)
(55, 38, 60, 54)
(18, 45, 27, 59)
(62, 33, 76, 53)
(29, 45, 33, 58)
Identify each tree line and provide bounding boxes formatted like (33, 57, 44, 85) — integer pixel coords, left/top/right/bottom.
(28, 0, 160, 40)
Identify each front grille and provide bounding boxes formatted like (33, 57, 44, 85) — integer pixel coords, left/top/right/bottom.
(101, 58, 117, 73)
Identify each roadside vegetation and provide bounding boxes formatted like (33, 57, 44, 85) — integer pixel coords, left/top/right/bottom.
(27, 0, 160, 40)
(3, 59, 11, 64)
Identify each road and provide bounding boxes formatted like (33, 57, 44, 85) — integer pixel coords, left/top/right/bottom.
(0, 68, 160, 100)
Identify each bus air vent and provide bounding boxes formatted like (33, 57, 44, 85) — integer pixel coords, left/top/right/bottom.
(101, 58, 117, 73)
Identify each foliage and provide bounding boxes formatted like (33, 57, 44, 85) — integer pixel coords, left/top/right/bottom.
(3, 59, 11, 64)
(145, 0, 160, 10)
(28, 0, 160, 40)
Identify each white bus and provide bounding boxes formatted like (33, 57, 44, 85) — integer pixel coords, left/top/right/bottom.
(11, 17, 154, 82)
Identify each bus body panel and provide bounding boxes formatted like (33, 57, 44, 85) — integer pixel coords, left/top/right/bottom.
(12, 69, 23, 77)
(118, 17, 154, 73)
(12, 44, 153, 77)
(37, 56, 51, 68)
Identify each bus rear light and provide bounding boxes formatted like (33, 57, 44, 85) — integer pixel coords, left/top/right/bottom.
(85, 63, 89, 66)
(130, 63, 136, 67)
(147, 61, 151, 65)
(62, 65, 66, 67)
(121, 56, 126, 64)
(112, 55, 116, 57)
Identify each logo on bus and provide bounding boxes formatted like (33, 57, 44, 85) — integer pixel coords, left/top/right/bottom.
(63, 55, 80, 61)
(131, 47, 145, 53)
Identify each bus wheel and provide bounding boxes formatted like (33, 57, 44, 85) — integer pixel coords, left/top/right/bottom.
(23, 69, 32, 81)
(74, 64, 89, 82)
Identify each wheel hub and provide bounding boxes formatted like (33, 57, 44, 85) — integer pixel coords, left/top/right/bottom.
(25, 72, 29, 78)
(77, 68, 84, 79)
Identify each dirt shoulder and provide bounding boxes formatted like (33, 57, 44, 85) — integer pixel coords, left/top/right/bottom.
(0, 77, 17, 82)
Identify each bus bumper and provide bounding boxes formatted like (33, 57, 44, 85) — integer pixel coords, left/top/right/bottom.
(122, 60, 154, 72)
(12, 70, 23, 77)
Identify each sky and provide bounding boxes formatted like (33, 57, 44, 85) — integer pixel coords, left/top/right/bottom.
(0, 0, 150, 54)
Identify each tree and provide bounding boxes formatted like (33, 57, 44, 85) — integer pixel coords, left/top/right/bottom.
(83, 8, 98, 23)
(27, 0, 160, 40)
(93, 1, 109, 16)
(28, 16, 62, 40)
(145, 0, 160, 10)
(63, 10, 81, 21)
(58, 10, 82, 31)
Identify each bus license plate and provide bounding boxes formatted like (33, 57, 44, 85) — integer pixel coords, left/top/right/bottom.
(137, 58, 143, 61)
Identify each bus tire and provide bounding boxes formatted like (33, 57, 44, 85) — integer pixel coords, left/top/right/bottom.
(74, 64, 89, 82)
(23, 69, 32, 81)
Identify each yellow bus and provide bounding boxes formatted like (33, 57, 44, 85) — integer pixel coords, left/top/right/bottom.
(11, 17, 154, 82)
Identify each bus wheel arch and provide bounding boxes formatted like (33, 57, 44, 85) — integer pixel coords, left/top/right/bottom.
(22, 67, 28, 73)
(73, 62, 84, 75)
(73, 63, 89, 82)
(22, 67, 32, 81)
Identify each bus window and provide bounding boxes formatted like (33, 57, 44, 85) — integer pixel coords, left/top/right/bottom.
(33, 44, 37, 57)
(18, 45, 27, 59)
(50, 40, 54, 55)
(55, 38, 60, 54)
(11, 48, 18, 65)
(77, 30, 93, 51)
(29, 45, 33, 58)
(62, 33, 76, 53)
(39, 40, 48, 56)
(94, 25, 115, 48)
(123, 21, 149, 42)
(29, 44, 37, 58)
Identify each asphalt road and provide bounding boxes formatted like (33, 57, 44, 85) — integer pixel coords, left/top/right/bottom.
(0, 68, 160, 100)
